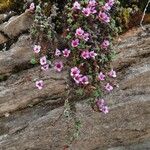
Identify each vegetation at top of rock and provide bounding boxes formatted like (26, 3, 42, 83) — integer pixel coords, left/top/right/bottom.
(116, 0, 150, 31)
(120, 0, 150, 12)
(0, 0, 149, 32)
(0, 0, 66, 14)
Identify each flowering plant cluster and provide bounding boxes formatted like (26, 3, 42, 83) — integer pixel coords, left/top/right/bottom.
(61, 0, 118, 113)
(29, 2, 58, 89)
(30, 0, 119, 115)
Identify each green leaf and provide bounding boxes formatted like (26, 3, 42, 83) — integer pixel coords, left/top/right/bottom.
(108, 50, 117, 61)
(66, 34, 72, 39)
(67, 18, 73, 24)
(93, 89, 102, 98)
(76, 88, 84, 96)
(30, 58, 37, 65)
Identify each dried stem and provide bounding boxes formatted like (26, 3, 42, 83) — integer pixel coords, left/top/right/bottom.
(140, 0, 150, 30)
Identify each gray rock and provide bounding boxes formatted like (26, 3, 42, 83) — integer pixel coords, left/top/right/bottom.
(0, 35, 32, 75)
(0, 14, 7, 23)
(0, 33, 7, 44)
(108, 140, 150, 150)
(0, 22, 150, 150)
(0, 11, 33, 38)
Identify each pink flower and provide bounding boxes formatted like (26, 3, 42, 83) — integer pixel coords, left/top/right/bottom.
(98, 72, 105, 81)
(73, 1, 81, 10)
(108, 0, 115, 7)
(71, 67, 80, 77)
(101, 40, 110, 49)
(41, 64, 49, 71)
(90, 7, 97, 14)
(89, 51, 97, 59)
(29, 3, 35, 11)
(75, 27, 84, 37)
(55, 49, 61, 56)
(71, 39, 79, 47)
(36, 80, 44, 90)
(88, 0, 97, 7)
(81, 76, 89, 85)
(108, 69, 116, 78)
(96, 99, 109, 114)
(82, 7, 91, 16)
(62, 49, 71, 58)
(81, 50, 90, 59)
(40, 56, 47, 65)
(54, 61, 63, 72)
(102, 3, 111, 11)
(83, 33, 90, 41)
(33, 45, 41, 53)
(99, 11, 110, 23)
(101, 106, 109, 114)
(105, 83, 113, 92)
(73, 74, 82, 84)
(96, 99, 105, 107)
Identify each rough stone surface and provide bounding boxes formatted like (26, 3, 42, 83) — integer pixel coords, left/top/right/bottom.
(0, 35, 32, 75)
(0, 33, 7, 44)
(0, 11, 33, 38)
(108, 140, 150, 150)
(0, 14, 7, 24)
(0, 12, 150, 150)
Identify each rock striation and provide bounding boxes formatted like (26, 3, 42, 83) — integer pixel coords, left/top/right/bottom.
(0, 11, 150, 150)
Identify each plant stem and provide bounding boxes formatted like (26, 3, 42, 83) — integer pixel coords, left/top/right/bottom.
(140, 0, 150, 30)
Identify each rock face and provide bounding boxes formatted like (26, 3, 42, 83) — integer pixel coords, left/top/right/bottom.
(0, 12, 150, 150)
(0, 33, 7, 44)
(0, 11, 33, 38)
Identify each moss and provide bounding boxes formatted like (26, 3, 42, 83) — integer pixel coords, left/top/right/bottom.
(0, 0, 24, 13)
(0, 0, 13, 13)
(122, 8, 131, 28)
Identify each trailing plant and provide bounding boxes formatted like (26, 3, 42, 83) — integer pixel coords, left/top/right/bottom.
(30, 0, 119, 114)
(28, 0, 120, 145)
(61, 0, 119, 113)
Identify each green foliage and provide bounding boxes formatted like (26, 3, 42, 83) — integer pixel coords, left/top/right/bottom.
(64, 99, 71, 118)
(76, 88, 84, 96)
(73, 119, 82, 139)
(115, 1, 140, 31)
(30, 57, 37, 65)
(119, 0, 150, 12)
(92, 88, 102, 98)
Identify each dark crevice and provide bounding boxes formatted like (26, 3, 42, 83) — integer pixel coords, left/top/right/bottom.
(0, 30, 29, 51)
(0, 31, 10, 51)
(12, 61, 38, 74)
(0, 74, 8, 82)
(0, 61, 38, 83)
(124, 91, 150, 97)
(10, 124, 29, 135)
(133, 52, 150, 59)
(0, 31, 10, 40)
(0, 90, 87, 120)
(116, 62, 133, 72)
